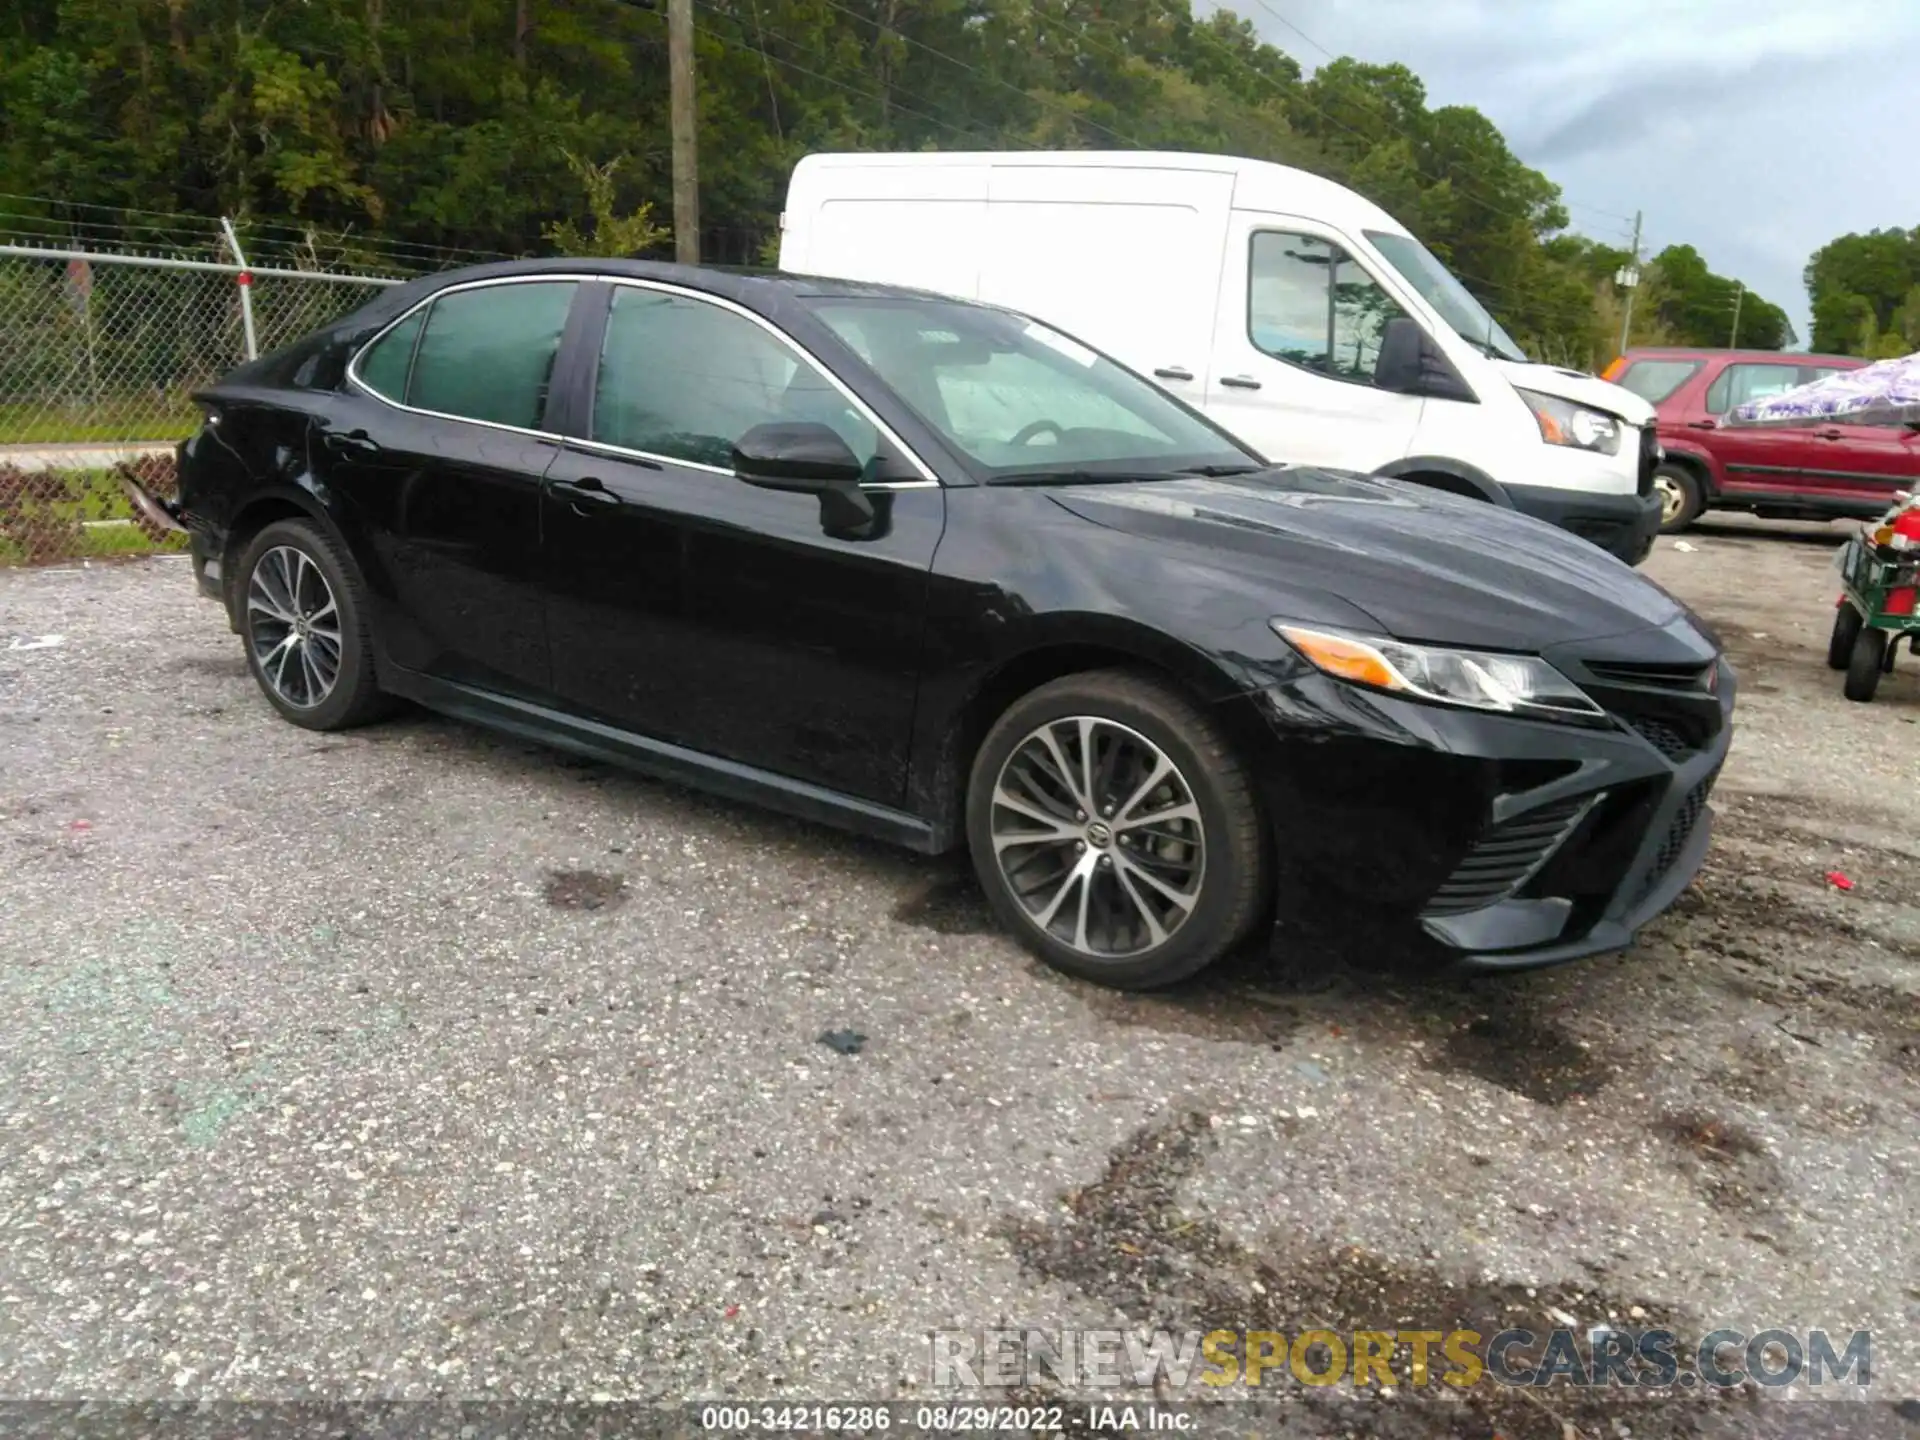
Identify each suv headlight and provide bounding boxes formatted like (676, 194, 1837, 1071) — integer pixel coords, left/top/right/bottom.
(1273, 623, 1606, 723)
(1516, 388, 1623, 456)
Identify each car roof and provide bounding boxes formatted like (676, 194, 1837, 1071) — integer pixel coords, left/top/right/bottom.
(397, 256, 965, 307)
(1620, 346, 1864, 366)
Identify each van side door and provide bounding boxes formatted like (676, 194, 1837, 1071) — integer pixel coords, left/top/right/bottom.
(1204, 215, 1424, 470)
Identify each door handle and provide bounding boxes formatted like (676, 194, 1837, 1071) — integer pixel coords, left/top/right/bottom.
(1686, 418, 1718, 430)
(321, 426, 379, 455)
(1220, 375, 1262, 391)
(1153, 366, 1194, 382)
(1816, 427, 1845, 440)
(551, 476, 620, 513)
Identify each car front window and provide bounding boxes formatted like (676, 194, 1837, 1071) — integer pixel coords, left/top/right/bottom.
(805, 298, 1257, 479)
(1364, 229, 1528, 363)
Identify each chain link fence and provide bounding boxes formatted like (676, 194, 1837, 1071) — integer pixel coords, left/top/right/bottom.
(0, 200, 500, 564)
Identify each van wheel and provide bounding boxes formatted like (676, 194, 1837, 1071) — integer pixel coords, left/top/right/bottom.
(235, 519, 393, 731)
(1844, 627, 1885, 703)
(1827, 602, 1862, 670)
(1654, 465, 1704, 533)
(965, 670, 1267, 990)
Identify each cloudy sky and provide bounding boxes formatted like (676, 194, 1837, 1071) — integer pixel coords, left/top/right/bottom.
(1219, 0, 1920, 342)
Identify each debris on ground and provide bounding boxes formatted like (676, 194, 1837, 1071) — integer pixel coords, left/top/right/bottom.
(1826, 870, 1855, 891)
(818, 1028, 867, 1056)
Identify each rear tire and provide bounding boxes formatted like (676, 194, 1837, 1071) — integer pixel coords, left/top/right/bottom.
(234, 518, 392, 731)
(965, 670, 1267, 990)
(1654, 464, 1704, 534)
(1844, 627, 1885, 703)
(1827, 602, 1863, 670)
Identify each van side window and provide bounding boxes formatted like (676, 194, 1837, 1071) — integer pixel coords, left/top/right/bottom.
(1248, 231, 1408, 386)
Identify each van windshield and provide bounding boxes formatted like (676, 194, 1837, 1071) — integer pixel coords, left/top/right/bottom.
(1365, 230, 1529, 364)
(805, 297, 1260, 482)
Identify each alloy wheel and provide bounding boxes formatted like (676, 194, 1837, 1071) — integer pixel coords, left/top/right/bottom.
(1654, 472, 1686, 526)
(246, 545, 342, 709)
(989, 715, 1206, 959)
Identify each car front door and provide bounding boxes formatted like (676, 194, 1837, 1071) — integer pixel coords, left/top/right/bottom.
(326, 277, 582, 695)
(1204, 218, 1424, 469)
(1697, 360, 1838, 504)
(540, 281, 945, 806)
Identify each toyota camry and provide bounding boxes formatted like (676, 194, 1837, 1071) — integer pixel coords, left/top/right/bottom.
(149, 259, 1735, 989)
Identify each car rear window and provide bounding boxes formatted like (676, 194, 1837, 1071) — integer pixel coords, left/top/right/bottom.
(407, 281, 577, 430)
(1616, 359, 1700, 404)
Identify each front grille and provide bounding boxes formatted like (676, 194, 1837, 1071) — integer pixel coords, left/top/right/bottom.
(1424, 795, 1596, 917)
(1633, 768, 1719, 906)
(1587, 659, 1713, 691)
(1635, 426, 1659, 497)
(1625, 715, 1695, 761)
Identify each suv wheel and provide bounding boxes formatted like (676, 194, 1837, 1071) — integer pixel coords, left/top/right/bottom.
(1653, 464, 1704, 534)
(235, 519, 391, 731)
(965, 670, 1267, 990)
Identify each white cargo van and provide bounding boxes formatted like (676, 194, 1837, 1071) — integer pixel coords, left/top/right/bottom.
(778, 150, 1664, 564)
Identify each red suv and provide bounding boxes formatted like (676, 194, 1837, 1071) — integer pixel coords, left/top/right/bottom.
(1604, 348, 1919, 533)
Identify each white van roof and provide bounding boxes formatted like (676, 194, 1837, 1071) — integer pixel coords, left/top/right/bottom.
(788, 150, 1412, 237)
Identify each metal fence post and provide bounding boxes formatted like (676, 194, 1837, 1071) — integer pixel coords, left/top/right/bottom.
(219, 217, 260, 361)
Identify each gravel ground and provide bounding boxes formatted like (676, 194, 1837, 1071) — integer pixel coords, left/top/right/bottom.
(2, 516, 1917, 1438)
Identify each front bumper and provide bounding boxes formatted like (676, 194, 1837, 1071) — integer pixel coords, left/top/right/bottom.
(1241, 636, 1734, 972)
(1506, 481, 1662, 566)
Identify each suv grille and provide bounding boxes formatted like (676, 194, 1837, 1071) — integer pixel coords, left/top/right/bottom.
(1425, 795, 1596, 917)
(1633, 767, 1720, 906)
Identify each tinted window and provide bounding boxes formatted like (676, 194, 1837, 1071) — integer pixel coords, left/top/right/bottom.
(356, 309, 424, 401)
(1706, 361, 1801, 415)
(408, 281, 576, 429)
(808, 298, 1252, 475)
(1616, 359, 1700, 404)
(1249, 231, 1409, 385)
(593, 288, 877, 470)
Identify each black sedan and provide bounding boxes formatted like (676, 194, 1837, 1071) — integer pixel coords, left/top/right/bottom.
(156, 259, 1734, 989)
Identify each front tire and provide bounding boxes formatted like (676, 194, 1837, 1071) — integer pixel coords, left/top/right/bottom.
(1844, 626, 1885, 703)
(234, 518, 390, 731)
(1827, 602, 1862, 670)
(965, 670, 1267, 990)
(1654, 464, 1704, 534)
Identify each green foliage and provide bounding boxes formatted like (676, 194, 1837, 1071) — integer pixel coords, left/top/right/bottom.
(544, 152, 670, 257)
(0, 0, 1791, 370)
(1805, 227, 1920, 355)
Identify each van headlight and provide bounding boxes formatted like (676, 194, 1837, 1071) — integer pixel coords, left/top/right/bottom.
(1273, 623, 1607, 723)
(1516, 388, 1622, 456)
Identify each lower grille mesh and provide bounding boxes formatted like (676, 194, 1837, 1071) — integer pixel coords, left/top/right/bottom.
(1424, 796, 1593, 917)
(1634, 768, 1720, 906)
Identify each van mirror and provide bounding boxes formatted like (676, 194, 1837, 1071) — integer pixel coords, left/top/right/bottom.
(1374, 316, 1477, 404)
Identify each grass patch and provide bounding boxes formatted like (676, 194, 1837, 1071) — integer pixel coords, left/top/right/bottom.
(0, 398, 199, 446)
(0, 459, 187, 564)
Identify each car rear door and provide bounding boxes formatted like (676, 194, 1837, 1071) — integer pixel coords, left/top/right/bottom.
(329, 276, 584, 695)
(539, 280, 945, 807)
(1694, 359, 1827, 502)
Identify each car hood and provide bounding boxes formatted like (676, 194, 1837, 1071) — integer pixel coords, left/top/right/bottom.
(1493, 358, 1656, 427)
(1047, 468, 1693, 654)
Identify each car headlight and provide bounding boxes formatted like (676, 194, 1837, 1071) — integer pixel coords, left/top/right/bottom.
(1272, 623, 1607, 723)
(1516, 388, 1622, 456)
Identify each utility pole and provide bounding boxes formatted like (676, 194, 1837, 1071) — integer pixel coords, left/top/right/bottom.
(668, 0, 700, 264)
(1728, 281, 1745, 348)
(1615, 209, 1643, 358)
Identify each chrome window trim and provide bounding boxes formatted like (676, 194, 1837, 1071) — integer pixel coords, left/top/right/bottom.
(344, 273, 594, 443)
(344, 272, 942, 490)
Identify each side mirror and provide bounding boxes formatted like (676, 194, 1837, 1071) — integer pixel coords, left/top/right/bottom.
(732, 421, 865, 490)
(1373, 316, 1477, 404)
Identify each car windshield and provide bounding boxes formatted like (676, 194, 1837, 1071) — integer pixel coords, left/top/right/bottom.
(1364, 229, 1529, 363)
(804, 297, 1260, 481)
